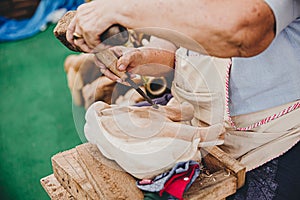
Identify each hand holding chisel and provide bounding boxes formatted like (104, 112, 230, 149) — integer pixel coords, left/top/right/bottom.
(54, 11, 158, 108)
(94, 47, 158, 109)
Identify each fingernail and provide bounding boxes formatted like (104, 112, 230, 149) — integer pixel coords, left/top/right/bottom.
(118, 64, 125, 70)
(116, 79, 122, 83)
(130, 74, 136, 78)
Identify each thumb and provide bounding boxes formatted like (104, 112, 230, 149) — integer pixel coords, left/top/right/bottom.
(117, 54, 132, 71)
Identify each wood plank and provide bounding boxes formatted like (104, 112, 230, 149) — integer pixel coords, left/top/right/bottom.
(184, 170, 237, 200)
(202, 146, 246, 188)
(52, 148, 99, 200)
(76, 143, 144, 200)
(40, 174, 74, 200)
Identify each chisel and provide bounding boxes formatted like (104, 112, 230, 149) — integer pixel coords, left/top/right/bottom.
(94, 26, 158, 108)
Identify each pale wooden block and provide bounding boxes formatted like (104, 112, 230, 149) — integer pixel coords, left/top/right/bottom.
(51, 148, 99, 200)
(40, 174, 74, 200)
(184, 170, 237, 200)
(76, 143, 144, 200)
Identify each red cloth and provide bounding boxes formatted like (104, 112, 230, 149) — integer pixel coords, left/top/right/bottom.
(159, 164, 199, 200)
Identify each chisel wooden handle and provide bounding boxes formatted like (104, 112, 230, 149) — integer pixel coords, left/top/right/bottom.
(96, 24, 129, 79)
(95, 49, 127, 80)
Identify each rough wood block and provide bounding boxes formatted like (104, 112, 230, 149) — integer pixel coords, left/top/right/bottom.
(184, 170, 237, 200)
(76, 143, 144, 200)
(52, 148, 99, 200)
(202, 146, 246, 189)
(40, 174, 74, 200)
(53, 11, 82, 52)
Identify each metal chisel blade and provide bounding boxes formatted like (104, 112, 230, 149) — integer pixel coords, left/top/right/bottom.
(124, 73, 159, 109)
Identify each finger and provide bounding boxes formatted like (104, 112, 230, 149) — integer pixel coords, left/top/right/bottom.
(73, 38, 91, 53)
(110, 46, 125, 58)
(73, 2, 107, 51)
(84, 30, 101, 51)
(100, 68, 122, 82)
(66, 16, 77, 47)
(93, 56, 122, 82)
(78, 41, 93, 53)
(126, 72, 137, 79)
(72, 26, 93, 53)
(81, 43, 93, 53)
(93, 56, 106, 69)
(117, 52, 136, 71)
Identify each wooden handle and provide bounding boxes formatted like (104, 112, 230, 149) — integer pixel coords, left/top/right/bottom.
(95, 49, 127, 79)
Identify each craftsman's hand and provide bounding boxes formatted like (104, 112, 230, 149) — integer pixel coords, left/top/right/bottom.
(95, 45, 175, 82)
(95, 46, 143, 84)
(66, 0, 122, 52)
(113, 46, 146, 73)
(116, 46, 176, 77)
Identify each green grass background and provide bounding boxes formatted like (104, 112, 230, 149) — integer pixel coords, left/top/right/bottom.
(0, 24, 85, 200)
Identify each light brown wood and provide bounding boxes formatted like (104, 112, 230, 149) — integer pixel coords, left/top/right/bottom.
(202, 146, 246, 189)
(40, 174, 74, 200)
(184, 170, 237, 200)
(76, 143, 144, 200)
(66, 67, 84, 106)
(115, 88, 145, 106)
(53, 11, 81, 52)
(95, 49, 127, 79)
(43, 143, 245, 200)
(51, 148, 99, 200)
(64, 54, 102, 107)
(82, 76, 116, 108)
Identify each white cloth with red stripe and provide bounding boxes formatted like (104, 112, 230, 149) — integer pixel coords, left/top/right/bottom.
(172, 48, 299, 171)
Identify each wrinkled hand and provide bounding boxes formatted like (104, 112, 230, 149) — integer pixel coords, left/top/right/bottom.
(94, 46, 144, 82)
(94, 45, 175, 83)
(66, 0, 121, 52)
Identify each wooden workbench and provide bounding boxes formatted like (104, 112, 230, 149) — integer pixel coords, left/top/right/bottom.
(41, 143, 245, 200)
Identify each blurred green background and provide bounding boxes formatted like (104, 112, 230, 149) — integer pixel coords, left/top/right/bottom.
(0, 24, 85, 200)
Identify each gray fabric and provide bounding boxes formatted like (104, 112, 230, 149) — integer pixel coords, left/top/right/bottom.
(230, 17, 300, 116)
(264, 0, 300, 35)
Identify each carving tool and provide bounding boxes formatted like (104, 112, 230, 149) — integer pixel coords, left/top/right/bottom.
(94, 25, 158, 108)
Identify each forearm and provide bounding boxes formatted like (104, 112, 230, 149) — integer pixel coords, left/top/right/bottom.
(137, 47, 175, 69)
(121, 36, 176, 77)
(118, 0, 275, 57)
(139, 36, 176, 68)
